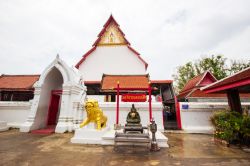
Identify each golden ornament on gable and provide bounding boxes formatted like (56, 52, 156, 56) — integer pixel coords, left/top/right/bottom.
(97, 22, 127, 46)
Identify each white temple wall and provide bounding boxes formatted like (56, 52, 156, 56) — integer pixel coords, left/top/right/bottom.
(3, 101, 250, 133)
(33, 68, 63, 129)
(97, 102, 165, 131)
(0, 101, 164, 131)
(0, 101, 30, 128)
(78, 46, 146, 81)
(179, 102, 250, 134)
(87, 95, 105, 102)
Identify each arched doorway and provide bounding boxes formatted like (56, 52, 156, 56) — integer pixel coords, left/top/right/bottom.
(31, 67, 63, 133)
(47, 90, 62, 127)
(20, 56, 86, 133)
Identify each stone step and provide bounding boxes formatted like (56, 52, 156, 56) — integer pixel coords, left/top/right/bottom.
(115, 137, 150, 143)
(115, 132, 149, 138)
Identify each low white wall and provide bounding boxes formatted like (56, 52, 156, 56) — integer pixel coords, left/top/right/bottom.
(179, 102, 250, 134)
(0, 121, 9, 132)
(5, 100, 249, 134)
(0, 101, 31, 128)
(97, 102, 164, 131)
(87, 95, 105, 102)
(0, 100, 164, 131)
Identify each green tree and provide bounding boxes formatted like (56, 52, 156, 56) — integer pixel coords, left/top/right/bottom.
(173, 62, 196, 93)
(173, 55, 250, 93)
(173, 55, 228, 93)
(196, 55, 227, 80)
(229, 60, 250, 75)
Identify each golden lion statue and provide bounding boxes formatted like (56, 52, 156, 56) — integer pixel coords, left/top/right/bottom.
(80, 99, 107, 130)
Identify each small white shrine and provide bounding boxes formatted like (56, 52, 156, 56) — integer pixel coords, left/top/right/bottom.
(20, 55, 86, 133)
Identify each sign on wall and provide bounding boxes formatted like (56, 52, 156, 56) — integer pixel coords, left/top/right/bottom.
(182, 104, 189, 110)
(121, 94, 147, 102)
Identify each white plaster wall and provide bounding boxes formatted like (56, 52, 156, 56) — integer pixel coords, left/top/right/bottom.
(0, 121, 9, 131)
(78, 46, 146, 81)
(33, 68, 63, 129)
(179, 102, 250, 133)
(84, 102, 165, 131)
(0, 101, 30, 128)
(86, 95, 105, 102)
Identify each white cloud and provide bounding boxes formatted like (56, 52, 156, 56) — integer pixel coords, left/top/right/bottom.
(0, 0, 249, 79)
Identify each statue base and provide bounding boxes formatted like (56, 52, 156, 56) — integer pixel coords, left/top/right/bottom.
(150, 142, 160, 151)
(0, 121, 9, 132)
(71, 124, 110, 144)
(71, 125, 169, 148)
(114, 124, 121, 130)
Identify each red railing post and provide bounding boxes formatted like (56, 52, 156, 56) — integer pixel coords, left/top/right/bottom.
(116, 81, 120, 124)
(148, 82, 152, 122)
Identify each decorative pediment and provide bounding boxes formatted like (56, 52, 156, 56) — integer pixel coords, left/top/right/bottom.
(97, 22, 127, 45)
(75, 15, 148, 70)
(93, 15, 130, 46)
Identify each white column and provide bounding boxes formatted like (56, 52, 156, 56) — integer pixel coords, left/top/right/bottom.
(55, 86, 71, 133)
(20, 86, 41, 132)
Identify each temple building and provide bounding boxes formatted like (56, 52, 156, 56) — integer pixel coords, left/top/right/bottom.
(0, 15, 177, 133)
(0, 75, 39, 101)
(75, 15, 148, 81)
(177, 70, 250, 102)
(202, 67, 250, 114)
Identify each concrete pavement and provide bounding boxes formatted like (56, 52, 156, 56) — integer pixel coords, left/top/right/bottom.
(0, 129, 249, 166)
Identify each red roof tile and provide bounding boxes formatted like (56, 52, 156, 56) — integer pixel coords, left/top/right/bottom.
(179, 73, 204, 94)
(101, 74, 150, 91)
(0, 75, 40, 91)
(178, 88, 250, 99)
(202, 67, 250, 93)
(177, 90, 192, 99)
(190, 89, 226, 98)
(190, 89, 250, 98)
(177, 71, 217, 99)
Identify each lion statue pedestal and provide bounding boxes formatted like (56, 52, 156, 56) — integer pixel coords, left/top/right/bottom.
(71, 126, 110, 144)
(71, 99, 110, 144)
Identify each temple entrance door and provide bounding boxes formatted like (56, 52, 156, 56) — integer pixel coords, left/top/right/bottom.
(160, 85, 179, 130)
(47, 90, 62, 126)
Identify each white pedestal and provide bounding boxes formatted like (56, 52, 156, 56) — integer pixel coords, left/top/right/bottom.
(71, 123, 169, 147)
(0, 121, 9, 132)
(71, 124, 110, 144)
(151, 131, 169, 148)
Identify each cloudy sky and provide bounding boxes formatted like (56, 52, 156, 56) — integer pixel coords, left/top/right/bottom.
(0, 0, 250, 79)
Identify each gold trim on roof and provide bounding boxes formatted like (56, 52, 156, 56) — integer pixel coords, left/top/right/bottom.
(97, 22, 127, 46)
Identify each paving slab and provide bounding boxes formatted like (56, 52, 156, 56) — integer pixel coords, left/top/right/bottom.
(0, 129, 249, 166)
